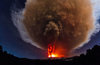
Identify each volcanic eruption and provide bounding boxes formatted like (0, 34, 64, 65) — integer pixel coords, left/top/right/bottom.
(48, 43, 57, 58)
(12, 0, 95, 58)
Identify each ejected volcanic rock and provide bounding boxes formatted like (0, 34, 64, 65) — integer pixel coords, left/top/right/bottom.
(23, 0, 94, 56)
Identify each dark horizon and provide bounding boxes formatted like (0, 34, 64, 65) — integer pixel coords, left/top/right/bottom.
(0, 44, 100, 65)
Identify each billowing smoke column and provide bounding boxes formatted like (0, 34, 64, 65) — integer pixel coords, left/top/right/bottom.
(11, 0, 99, 57)
(21, 0, 94, 57)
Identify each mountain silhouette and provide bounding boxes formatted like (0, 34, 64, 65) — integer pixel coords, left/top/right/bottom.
(0, 45, 100, 65)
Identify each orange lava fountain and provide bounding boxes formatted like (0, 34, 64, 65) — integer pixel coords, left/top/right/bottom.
(48, 43, 58, 58)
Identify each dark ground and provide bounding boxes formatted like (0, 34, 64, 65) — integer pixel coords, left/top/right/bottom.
(0, 44, 100, 65)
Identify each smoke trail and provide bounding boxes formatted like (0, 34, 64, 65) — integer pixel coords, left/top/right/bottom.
(11, 9, 43, 49)
(91, 0, 100, 34)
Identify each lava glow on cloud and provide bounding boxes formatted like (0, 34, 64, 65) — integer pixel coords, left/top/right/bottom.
(11, 0, 100, 58)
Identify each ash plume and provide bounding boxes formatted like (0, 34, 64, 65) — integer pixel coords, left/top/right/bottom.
(11, 0, 100, 57)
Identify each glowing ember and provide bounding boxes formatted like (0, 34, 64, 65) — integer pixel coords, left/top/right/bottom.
(48, 43, 58, 58)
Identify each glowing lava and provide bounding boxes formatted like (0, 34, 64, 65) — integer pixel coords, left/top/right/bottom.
(48, 54, 58, 58)
(48, 44, 58, 58)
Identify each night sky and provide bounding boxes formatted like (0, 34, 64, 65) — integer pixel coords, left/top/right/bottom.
(0, 0, 100, 59)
